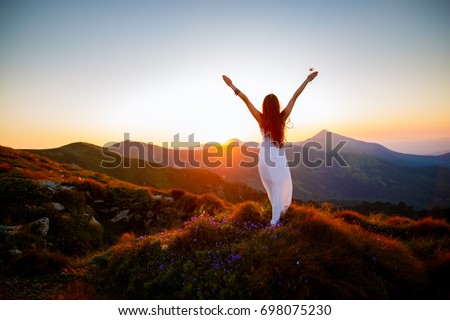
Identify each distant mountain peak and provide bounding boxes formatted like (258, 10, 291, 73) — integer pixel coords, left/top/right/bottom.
(307, 129, 355, 144)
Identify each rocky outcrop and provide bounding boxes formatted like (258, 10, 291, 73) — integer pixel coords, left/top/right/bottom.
(111, 209, 132, 223)
(52, 202, 65, 211)
(28, 217, 49, 237)
(152, 194, 174, 202)
(88, 216, 103, 232)
(0, 224, 23, 236)
(0, 217, 49, 237)
(9, 248, 23, 257)
(39, 180, 74, 193)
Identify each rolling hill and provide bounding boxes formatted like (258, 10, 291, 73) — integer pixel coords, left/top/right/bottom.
(29, 130, 450, 209)
(27, 142, 264, 204)
(286, 131, 450, 208)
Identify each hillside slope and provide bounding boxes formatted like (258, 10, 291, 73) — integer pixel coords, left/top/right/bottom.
(1, 145, 449, 299)
(207, 131, 450, 209)
(27, 142, 264, 204)
(43, 132, 450, 209)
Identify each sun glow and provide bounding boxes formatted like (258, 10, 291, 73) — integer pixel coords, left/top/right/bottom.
(0, 1, 449, 153)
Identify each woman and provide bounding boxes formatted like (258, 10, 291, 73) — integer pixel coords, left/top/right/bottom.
(222, 71, 318, 225)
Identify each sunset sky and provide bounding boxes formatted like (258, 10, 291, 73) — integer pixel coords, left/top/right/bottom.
(1, 0, 449, 154)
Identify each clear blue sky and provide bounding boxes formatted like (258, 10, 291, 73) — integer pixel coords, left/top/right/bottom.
(1, 0, 449, 153)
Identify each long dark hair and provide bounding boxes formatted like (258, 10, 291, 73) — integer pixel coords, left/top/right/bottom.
(260, 94, 285, 147)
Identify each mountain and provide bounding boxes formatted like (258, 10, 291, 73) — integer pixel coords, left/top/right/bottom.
(299, 130, 450, 168)
(26, 130, 450, 209)
(288, 131, 450, 209)
(26, 142, 264, 204)
(87, 130, 450, 209)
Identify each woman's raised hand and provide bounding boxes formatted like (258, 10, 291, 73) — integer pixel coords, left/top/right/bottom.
(307, 71, 318, 82)
(222, 75, 233, 87)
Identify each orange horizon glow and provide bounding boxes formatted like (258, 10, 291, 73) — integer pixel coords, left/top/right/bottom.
(4, 120, 450, 155)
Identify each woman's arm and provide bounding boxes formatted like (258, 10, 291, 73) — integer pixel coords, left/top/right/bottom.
(222, 75, 262, 124)
(282, 71, 318, 121)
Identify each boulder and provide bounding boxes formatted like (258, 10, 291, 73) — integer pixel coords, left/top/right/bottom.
(40, 180, 59, 191)
(39, 180, 73, 192)
(9, 248, 23, 257)
(111, 209, 131, 223)
(89, 216, 103, 232)
(0, 217, 49, 237)
(164, 196, 174, 202)
(52, 202, 65, 211)
(0, 224, 23, 236)
(29, 217, 49, 237)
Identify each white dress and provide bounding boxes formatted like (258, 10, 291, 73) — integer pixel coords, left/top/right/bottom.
(258, 131, 293, 225)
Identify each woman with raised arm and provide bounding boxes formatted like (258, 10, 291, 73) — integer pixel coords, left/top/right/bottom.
(222, 71, 318, 225)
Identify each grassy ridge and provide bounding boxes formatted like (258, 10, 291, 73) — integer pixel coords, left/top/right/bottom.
(84, 202, 449, 299)
(27, 142, 264, 204)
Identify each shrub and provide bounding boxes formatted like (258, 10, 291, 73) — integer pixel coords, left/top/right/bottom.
(334, 210, 366, 225)
(0, 174, 43, 213)
(52, 189, 87, 215)
(230, 201, 266, 225)
(356, 230, 427, 298)
(71, 178, 106, 200)
(409, 217, 450, 237)
(106, 186, 152, 211)
(239, 212, 382, 299)
(196, 194, 226, 215)
(384, 216, 413, 227)
(169, 188, 185, 200)
(174, 192, 199, 217)
(46, 209, 103, 256)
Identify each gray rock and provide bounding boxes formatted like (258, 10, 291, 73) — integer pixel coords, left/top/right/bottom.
(164, 196, 174, 202)
(152, 195, 162, 200)
(9, 248, 23, 257)
(89, 216, 103, 232)
(29, 217, 49, 237)
(111, 209, 130, 223)
(0, 224, 23, 235)
(52, 202, 65, 211)
(40, 180, 59, 192)
(0, 217, 49, 237)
